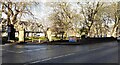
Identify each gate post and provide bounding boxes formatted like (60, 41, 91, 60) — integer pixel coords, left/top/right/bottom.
(19, 28, 25, 42)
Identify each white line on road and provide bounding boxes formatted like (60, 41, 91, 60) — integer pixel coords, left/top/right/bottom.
(88, 48, 100, 51)
(31, 58, 53, 64)
(30, 45, 118, 64)
(52, 53, 75, 59)
(31, 53, 75, 64)
(41, 58, 52, 62)
(3, 48, 47, 54)
(16, 51, 24, 53)
(5, 50, 18, 53)
(0, 49, 4, 51)
(52, 55, 65, 59)
(24, 48, 47, 52)
(87, 46, 116, 52)
(30, 47, 106, 64)
(3, 50, 24, 54)
(0, 44, 11, 47)
(3, 45, 60, 54)
(31, 60, 42, 64)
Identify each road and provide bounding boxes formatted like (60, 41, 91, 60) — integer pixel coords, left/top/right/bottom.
(0, 33, 2, 65)
(1, 41, 119, 64)
(0, 35, 1, 44)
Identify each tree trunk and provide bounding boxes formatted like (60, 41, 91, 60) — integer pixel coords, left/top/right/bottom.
(111, 15, 119, 37)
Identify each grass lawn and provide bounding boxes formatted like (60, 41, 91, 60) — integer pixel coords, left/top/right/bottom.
(2, 36, 69, 44)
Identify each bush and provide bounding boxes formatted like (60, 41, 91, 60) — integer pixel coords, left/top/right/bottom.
(2, 37, 18, 43)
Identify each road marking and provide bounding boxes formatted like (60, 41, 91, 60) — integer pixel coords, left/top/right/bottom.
(5, 45, 116, 54)
(2, 45, 60, 54)
(30, 47, 111, 64)
(25, 48, 47, 52)
(41, 58, 52, 62)
(88, 48, 99, 51)
(4, 48, 47, 54)
(6, 50, 23, 53)
(31, 53, 75, 64)
(52, 53, 75, 59)
(5, 50, 17, 53)
(30, 45, 118, 64)
(16, 51, 24, 53)
(0, 49, 4, 51)
(22, 45, 62, 53)
(26, 44, 118, 65)
(0, 44, 11, 47)
(31, 58, 53, 63)
(52, 55, 65, 59)
(31, 60, 42, 64)
(87, 45, 117, 52)
(2, 48, 46, 54)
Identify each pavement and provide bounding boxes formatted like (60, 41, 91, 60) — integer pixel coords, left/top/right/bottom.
(1, 41, 119, 65)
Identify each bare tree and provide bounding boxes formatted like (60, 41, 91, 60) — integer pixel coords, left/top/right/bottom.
(101, 2, 120, 37)
(1, 1, 38, 41)
(110, 2, 120, 36)
(78, 1, 104, 36)
(48, 2, 79, 39)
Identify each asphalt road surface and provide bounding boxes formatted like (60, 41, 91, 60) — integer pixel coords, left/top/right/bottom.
(1, 41, 119, 64)
(0, 33, 2, 65)
(0, 37, 1, 43)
